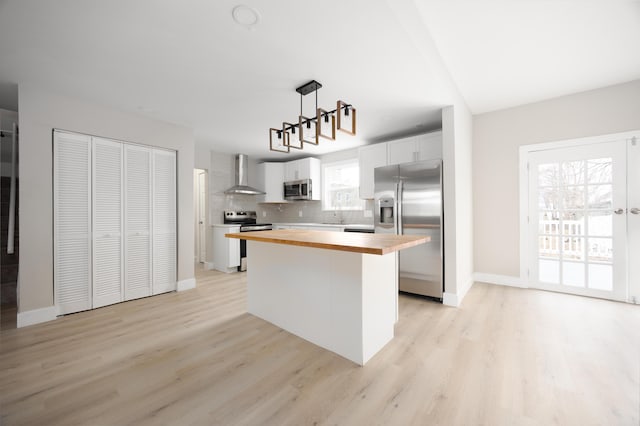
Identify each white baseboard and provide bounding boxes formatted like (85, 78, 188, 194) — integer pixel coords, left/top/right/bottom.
(443, 276, 475, 308)
(17, 306, 57, 328)
(204, 262, 215, 270)
(177, 278, 196, 291)
(474, 272, 527, 288)
(442, 292, 459, 307)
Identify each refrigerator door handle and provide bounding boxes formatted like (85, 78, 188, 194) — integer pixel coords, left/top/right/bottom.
(397, 180, 403, 235)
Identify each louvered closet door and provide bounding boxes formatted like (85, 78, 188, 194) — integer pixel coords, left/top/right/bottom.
(152, 149, 177, 294)
(92, 138, 124, 308)
(54, 131, 92, 315)
(124, 145, 152, 300)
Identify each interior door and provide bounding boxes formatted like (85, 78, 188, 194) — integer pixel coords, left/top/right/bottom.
(92, 137, 124, 308)
(124, 144, 152, 301)
(152, 149, 177, 294)
(628, 137, 640, 303)
(53, 131, 92, 315)
(528, 140, 628, 301)
(198, 170, 207, 263)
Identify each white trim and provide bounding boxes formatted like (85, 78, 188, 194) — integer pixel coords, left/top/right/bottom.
(177, 278, 196, 291)
(520, 130, 640, 153)
(442, 292, 458, 307)
(474, 273, 527, 288)
(204, 262, 215, 270)
(17, 306, 57, 328)
(442, 277, 474, 308)
(519, 145, 529, 285)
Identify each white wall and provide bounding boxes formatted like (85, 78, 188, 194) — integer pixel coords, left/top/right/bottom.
(442, 104, 474, 306)
(473, 79, 640, 279)
(18, 85, 195, 313)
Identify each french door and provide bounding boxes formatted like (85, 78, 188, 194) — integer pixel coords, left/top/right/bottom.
(528, 137, 638, 302)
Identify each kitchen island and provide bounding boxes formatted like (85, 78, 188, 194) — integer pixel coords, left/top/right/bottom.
(226, 229, 429, 365)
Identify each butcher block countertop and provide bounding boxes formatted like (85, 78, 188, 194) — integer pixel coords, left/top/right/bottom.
(225, 229, 429, 255)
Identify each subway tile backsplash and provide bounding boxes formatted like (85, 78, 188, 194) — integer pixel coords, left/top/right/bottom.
(256, 200, 374, 225)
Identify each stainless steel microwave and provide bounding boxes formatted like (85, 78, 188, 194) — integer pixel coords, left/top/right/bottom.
(284, 179, 312, 201)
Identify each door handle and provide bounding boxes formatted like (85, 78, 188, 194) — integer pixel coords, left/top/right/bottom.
(614, 208, 625, 215)
(631, 207, 640, 215)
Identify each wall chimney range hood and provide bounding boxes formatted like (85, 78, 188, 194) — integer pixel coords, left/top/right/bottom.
(224, 154, 265, 195)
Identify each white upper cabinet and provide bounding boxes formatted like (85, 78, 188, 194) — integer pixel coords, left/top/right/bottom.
(387, 131, 443, 165)
(358, 143, 388, 200)
(387, 136, 418, 165)
(284, 158, 320, 182)
(261, 158, 321, 202)
(416, 130, 443, 161)
(257, 162, 285, 202)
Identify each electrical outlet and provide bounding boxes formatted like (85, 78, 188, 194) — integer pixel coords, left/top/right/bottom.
(364, 210, 373, 218)
(298, 210, 303, 217)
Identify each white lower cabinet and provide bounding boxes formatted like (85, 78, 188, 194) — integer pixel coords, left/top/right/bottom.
(54, 130, 176, 315)
(213, 225, 240, 273)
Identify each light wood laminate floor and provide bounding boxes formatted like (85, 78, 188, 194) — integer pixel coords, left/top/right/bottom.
(1, 266, 639, 425)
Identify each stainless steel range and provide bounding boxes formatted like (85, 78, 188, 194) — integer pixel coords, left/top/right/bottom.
(223, 210, 272, 271)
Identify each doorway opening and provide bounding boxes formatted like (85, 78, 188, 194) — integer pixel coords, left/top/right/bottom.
(194, 169, 208, 264)
(1, 108, 19, 330)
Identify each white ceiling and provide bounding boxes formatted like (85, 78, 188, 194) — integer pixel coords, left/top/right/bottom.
(416, 0, 640, 114)
(1, 0, 638, 161)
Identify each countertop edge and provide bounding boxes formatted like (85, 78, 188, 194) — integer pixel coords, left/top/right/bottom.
(225, 230, 428, 255)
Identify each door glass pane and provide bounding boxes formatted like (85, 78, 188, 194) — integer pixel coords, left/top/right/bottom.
(538, 163, 560, 187)
(562, 161, 585, 185)
(539, 259, 560, 284)
(588, 238, 612, 262)
(588, 264, 613, 291)
(563, 262, 585, 287)
(561, 211, 584, 236)
(539, 187, 560, 210)
(539, 211, 560, 234)
(539, 236, 559, 258)
(587, 158, 612, 184)
(563, 186, 585, 209)
(532, 143, 624, 299)
(587, 184, 612, 209)
(587, 212, 612, 237)
(563, 237, 584, 261)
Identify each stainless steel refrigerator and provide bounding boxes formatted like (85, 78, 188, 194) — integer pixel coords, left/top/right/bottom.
(374, 160, 443, 300)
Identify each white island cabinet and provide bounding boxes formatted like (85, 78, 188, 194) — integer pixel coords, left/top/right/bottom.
(212, 224, 240, 273)
(226, 229, 429, 365)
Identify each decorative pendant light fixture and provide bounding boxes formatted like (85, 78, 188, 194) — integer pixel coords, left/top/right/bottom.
(269, 80, 356, 153)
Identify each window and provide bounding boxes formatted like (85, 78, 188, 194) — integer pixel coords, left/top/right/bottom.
(322, 159, 364, 211)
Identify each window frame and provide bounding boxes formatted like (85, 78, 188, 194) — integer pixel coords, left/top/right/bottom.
(321, 158, 364, 211)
